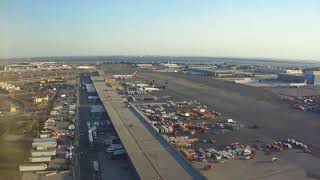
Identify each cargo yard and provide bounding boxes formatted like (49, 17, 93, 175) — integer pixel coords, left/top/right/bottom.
(99, 63, 320, 180)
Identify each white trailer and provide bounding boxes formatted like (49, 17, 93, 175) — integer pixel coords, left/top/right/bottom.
(29, 156, 51, 162)
(40, 134, 50, 138)
(32, 138, 57, 148)
(36, 146, 48, 150)
(32, 142, 57, 148)
(93, 161, 99, 173)
(88, 129, 94, 148)
(31, 149, 56, 157)
(19, 163, 47, 171)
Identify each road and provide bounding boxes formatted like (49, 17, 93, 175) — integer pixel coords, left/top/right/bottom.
(76, 74, 138, 180)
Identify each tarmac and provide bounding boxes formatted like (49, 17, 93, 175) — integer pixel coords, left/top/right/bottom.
(139, 72, 320, 179)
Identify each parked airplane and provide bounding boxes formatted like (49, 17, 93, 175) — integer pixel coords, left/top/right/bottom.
(112, 71, 139, 79)
(289, 80, 307, 88)
(139, 87, 161, 92)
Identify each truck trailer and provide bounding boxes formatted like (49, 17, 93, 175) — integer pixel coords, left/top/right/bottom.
(88, 129, 94, 149)
(32, 138, 57, 148)
(19, 163, 48, 171)
(93, 161, 99, 173)
(31, 149, 56, 157)
(28, 156, 52, 162)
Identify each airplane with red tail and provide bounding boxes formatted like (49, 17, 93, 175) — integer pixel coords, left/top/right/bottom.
(112, 71, 139, 79)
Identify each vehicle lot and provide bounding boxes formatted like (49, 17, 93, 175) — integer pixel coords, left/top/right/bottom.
(101, 64, 320, 180)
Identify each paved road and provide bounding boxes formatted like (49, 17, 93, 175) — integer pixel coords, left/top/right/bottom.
(77, 74, 138, 180)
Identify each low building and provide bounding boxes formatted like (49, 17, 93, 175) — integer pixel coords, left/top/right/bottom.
(255, 67, 286, 74)
(160, 63, 183, 69)
(185, 64, 217, 75)
(304, 70, 320, 85)
(255, 67, 303, 75)
(277, 73, 305, 83)
(286, 69, 303, 74)
(136, 63, 153, 68)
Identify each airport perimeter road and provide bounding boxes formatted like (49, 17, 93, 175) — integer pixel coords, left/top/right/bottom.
(92, 77, 206, 180)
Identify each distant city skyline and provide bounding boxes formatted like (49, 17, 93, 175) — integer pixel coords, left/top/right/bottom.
(1, 0, 320, 60)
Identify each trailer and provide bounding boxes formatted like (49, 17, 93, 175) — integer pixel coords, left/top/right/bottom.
(31, 149, 56, 157)
(32, 142, 57, 148)
(40, 134, 50, 138)
(19, 163, 47, 171)
(32, 138, 57, 148)
(36, 146, 48, 150)
(29, 156, 52, 162)
(88, 129, 94, 149)
(93, 161, 99, 173)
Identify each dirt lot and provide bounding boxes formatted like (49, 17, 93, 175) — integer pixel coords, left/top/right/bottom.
(0, 113, 38, 180)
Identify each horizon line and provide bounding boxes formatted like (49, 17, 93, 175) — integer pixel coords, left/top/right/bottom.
(0, 55, 319, 63)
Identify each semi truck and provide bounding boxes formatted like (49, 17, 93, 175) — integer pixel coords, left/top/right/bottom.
(19, 163, 47, 171)
(88, 129, 94, 149)
(28, 156, 51, 162)
(93, 161, 99, 173)
(31, 149, 56, 157)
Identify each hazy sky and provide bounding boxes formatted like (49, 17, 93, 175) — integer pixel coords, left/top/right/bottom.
(1, 0, 319, 60)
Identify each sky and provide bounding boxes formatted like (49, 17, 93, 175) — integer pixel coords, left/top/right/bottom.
(0, 0, 320, 60)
